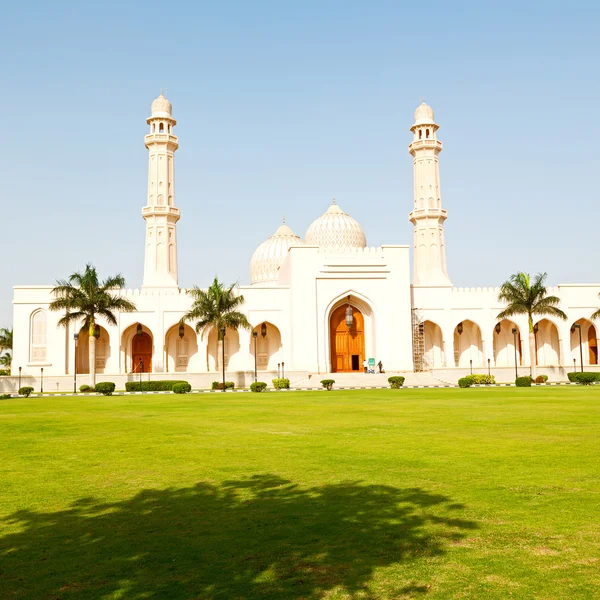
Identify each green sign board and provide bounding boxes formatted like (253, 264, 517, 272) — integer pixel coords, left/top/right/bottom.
(368, 358, 375, 367)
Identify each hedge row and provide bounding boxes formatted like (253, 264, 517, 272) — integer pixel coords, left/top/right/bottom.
(212, 381, 235, 390)
(567, 372, 600, 385)
(125, 380, 189, 392)
(458, 374, 496, 388)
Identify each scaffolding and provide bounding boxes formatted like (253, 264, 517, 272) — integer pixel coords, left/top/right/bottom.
(412, 309, 426, 372)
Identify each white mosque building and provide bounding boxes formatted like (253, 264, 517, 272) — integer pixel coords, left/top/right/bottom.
(6, 95, 600, 390)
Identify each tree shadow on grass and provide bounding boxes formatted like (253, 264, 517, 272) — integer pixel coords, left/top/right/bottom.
(1, 475, 477, 599)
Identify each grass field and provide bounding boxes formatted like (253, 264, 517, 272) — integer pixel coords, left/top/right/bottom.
(1, 388, 599, 599)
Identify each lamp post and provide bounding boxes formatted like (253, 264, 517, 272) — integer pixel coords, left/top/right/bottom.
(277, 363, 281, 378)
(281, 361, 285, 379)
(512, 328, 518, 380)
(40, 367, 44, 394)
(18, 366, 22, 391)
(487, 358, 491, 378)
(571, 323, 583, 372)
(73, 333, 79, 393)
(573, 358, 576, 373)
(469, 359, 473, 375)
(138, 358, 143, 388)
(253, 331, 258, 382)
(221, 326, 226, 392)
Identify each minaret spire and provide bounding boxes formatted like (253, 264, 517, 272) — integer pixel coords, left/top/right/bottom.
(142, 93, 180, 287)
(408, 101, 451, 286)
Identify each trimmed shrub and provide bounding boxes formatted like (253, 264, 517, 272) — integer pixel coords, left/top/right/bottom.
(535, 375, 549, 384)
(272, 378, 290, 390)
(211, 381, 235, 390)
(79, 384, 94, 393)
(321, 379, 335, 391)
(173, 382, 192, 394)
(19, 386, 34, 397)
(0, 369, 10, 376)
(250, 381, 267, 393)
(388, 376, 405, 389)
(568, 372, 600, 385)
(0, 394, 11, 400)
(95, 382, 116, 396)
(458, 377, 473, 388)
(515, 376, 532, 387)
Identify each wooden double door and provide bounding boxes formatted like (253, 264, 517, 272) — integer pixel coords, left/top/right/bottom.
(132, 331, 153, 373)
(330, 304, 365, 373)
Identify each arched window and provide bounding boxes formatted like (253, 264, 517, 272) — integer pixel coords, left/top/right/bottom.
(168, 124, 171, 133)
(426, 128, 430, 139)
(152, 123, 155, 133)
(159, 122, 164, 133)
(30, 309, 47, 362)
(419, 129, 422, 139)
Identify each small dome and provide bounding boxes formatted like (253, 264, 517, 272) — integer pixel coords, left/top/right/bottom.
(414, 101, 435, 125)
(151, 93, 173, 118)
(304, 200, 367, 249)
(250, 221, 305, 286)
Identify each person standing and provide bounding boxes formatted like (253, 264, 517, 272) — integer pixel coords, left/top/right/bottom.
(363, 359, 368, 374)
(377, 360, 384, 373)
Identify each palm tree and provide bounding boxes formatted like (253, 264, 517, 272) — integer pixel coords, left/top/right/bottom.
(181, 277, 251, 387)
(0, 352, 11, 369)
(591, 294, 600, 321)
(497, 272, 567, 378)
(49, 264, 136, 385)
(0, 327, 12, 352)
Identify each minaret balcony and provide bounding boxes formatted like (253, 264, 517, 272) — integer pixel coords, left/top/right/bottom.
(142, 205, 180, 219)
(409, 208, 447, 223)
(408, 139, 442, 153)
(144, 133, 179, 149)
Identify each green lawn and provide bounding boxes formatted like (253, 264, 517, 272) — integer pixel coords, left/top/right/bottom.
(1, 388, 599, 599)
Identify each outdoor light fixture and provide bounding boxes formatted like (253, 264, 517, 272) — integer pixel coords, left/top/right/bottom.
(345, 304, 353, 330)
(136, 323, 143, 336)
(220, 327, 227, 392)
(261, 322, 267, 338)
(178, 323, 185, 339)
(93, 325, 100, 339)
(457, 322, 463, 335)
(41, 367, 44, 394)
(533, 323, 539, 334)
(73, 333, 79, 394)
(495, 323, 501, 335)
(252, 331, 258, 382)
(572, 323, 583, 372)
(511, 328, 518, 379)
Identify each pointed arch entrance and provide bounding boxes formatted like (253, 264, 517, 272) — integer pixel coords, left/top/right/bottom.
(132, 331, 153, 373)
(330, 303, 365, 373)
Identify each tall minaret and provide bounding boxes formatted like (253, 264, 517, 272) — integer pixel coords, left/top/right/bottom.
(142, 93, 180, 288)
(408, 101, 451, 286)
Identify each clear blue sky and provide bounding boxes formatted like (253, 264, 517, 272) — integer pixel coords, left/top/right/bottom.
(2, 0, 599, 327)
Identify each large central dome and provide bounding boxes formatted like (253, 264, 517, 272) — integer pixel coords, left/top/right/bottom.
(304, 200, 367, 249)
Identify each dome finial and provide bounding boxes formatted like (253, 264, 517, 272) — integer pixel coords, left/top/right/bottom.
(413, 99, 435, 125)
(150, 91, 173, 118)
(282, 215, 286, 224)
(332, 197, 336, 205)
